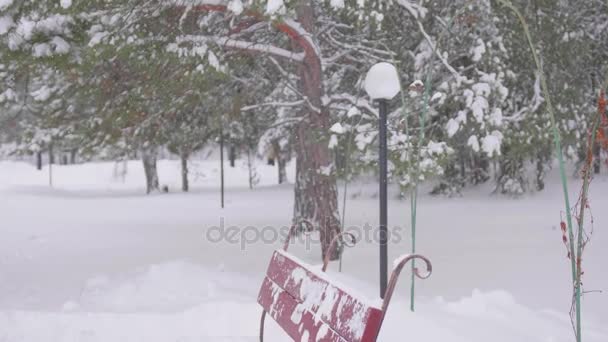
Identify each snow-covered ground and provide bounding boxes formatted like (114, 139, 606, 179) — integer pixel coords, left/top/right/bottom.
(0, 159, 606, 341)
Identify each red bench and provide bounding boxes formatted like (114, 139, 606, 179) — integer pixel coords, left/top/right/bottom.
(257, 227, 432, 341)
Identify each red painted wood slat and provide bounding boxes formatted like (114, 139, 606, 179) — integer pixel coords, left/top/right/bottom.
(259, 277, 348, 341)
(257, 251, 383, 342)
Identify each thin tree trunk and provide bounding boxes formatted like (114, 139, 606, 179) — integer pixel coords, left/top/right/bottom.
(142, 147, 160, 194)
(70, 149, 77, 164)
(181, 151, 189, 192)
(593, 143, 600, 174)
(229, 145, 236, 167)
(536, 156, 545, 191)
(536, 147, 551, 191)
(292, 0, 341, 261)
(36, 151, 42, 170)
(247, 148, 254, 190)
(278, 158, 287, 184)
(273, 140, 287, 184)
(48, 142, 54, 165)
(48, 142, 53, 187)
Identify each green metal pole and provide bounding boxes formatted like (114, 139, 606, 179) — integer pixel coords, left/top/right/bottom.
(496, 1, 583, 341)
(389, 11, 462, 312)
(410, 70, 433, 312)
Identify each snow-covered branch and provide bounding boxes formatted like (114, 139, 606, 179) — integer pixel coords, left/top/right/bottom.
(280, 19, 321, 60)
(330, 93, 379, 117)
(241, 100, 305, 112)
(397, 0, 460, 79)
(322, 29, 394, 64)
(175, 35, 304, 62)
(177, 3, 321, 63)
(503, 72, 544, 123)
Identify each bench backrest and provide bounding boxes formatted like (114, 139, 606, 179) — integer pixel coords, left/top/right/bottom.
(257, 250, 383, 342)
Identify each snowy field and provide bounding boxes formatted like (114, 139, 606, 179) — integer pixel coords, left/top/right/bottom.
(0, 159, 606, 341)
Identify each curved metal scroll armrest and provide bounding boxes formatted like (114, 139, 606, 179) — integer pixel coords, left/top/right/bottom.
(380, 254, 432, 318)
(282, 219, 314, 252)
(322, 232, 357, 272)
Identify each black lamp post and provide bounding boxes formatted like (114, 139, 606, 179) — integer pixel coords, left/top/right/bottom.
(364, 62, 401, 299)
(378, 99, 388, 298)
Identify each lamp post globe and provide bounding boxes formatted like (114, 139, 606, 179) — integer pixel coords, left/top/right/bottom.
(364, 62, 401, 101)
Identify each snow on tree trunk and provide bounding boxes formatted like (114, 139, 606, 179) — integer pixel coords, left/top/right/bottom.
(180, 151, 189, 192)
(142, 147, 160, 194)
(292, 0, 341, 261)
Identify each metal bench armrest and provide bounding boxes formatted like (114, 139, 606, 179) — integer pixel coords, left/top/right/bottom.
(282, 219, 314, 251)
(322, 232, 357, 272)
(380, 254, 432, 323)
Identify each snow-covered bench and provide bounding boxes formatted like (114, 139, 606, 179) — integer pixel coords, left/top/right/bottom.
(257, 228, 432, 341)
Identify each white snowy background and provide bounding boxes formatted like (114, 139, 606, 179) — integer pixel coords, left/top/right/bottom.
(0, 158, 606, 341)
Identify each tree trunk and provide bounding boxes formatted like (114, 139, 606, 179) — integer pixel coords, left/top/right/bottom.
(471, 154, 489, 185)
(247, 148, 254, 190)
(48, 141, 54, 187)
(229, 145, 236, 167)
(278, 158, 287, 184)
(48, 143, 54, 165)
(141, 147, 160, 194)
(36, 151, 42, 170)
(181, 151, 189, 192)
(593, 142, 600, 174)
(292, 0, 341, 261)
(536, 155, 545, 191)
(70, 149, 77, 164)
(273, 140, 287, 184)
